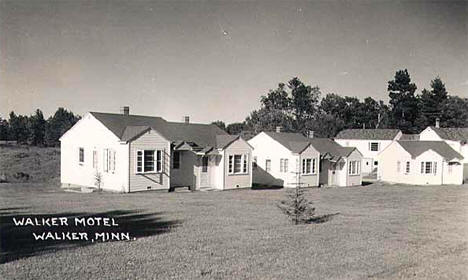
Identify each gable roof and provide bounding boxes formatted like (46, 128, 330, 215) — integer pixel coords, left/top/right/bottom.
(397, 141, 463, 161)
(263, 132, 311, 153)
(90, 112, 228, 148)
(400, 133, 420, 141)
(264, 131, 357, 157)
(309, 138, 358, 158)
(428, 127, 468, 142)
(335, 129, 401, 140)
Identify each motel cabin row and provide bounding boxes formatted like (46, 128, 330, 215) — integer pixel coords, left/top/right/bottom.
(60, 109, 364, 193)
(60, 109, 466, 192)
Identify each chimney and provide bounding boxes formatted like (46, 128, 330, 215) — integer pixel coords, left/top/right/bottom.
(275, 126, 281, 133)
(307, 130, 314, 138)
(122, 106, 130, 116)
(435, 117, 440, 128)
(184, 116, 190, 124)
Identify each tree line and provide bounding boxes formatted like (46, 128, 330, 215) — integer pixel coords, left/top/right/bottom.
(2, 69, 467, 145)
(212, 69, 468, 137)
(0, 108, 80, 146)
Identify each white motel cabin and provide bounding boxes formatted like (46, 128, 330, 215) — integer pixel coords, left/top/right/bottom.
(419, 125, 468, 182)
(248, 131, 362, 188)
(376, 141, 464, 185)
(334, 129, 403, 175)
(60, 109, 253, 192)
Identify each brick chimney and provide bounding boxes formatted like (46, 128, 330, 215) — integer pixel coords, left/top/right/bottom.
(435, 117, 440, 128)
(184, 116, 190, 124)
(122, 106, 130, 116)
(275, 126, 281, 133)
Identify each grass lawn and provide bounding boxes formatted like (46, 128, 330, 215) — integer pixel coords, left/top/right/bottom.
(1, 147, 467, 279)
(1, 183, 467, 279)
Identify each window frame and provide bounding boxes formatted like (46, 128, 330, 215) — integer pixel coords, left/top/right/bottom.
(265, 159, 271, 172)
(302, 158, 316, 175)
(348, 160, 361, 176)
(280, 158, 289, 173)
(369, 142, 380, 152)
(78, 147, 84, 165)
(136, 149, 163, 174)
(405, 161, 410, 174)
(228, 154, 249, 175)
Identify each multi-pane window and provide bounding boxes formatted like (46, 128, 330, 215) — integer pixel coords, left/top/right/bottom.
(405, 161, 410, 173)
(280, 159, 288, 173)
(265, 159, 271, 172)
(228, 154, 248, 174)
(172, 151, 180, 169)
(420, 161, 437, 174)
(103, 149, 116, 173)
(79, 147, 84, 164)
(136, 150, 162, 173)
(302, 158, 316, 175)
(348, 160, 361, 175)
(369, 142, 379, 151)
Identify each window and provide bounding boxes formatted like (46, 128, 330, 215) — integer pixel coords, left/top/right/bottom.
(253, 156, 257, 169)
(103, 149, 116, 173)
(202, 156, 208, 173)
(425, 162, 432, 174)
(79, 148, 84, 164)
(421, 161, 437, 174)
(374, 161, 378, 166)
(405, 161, 410, 173)
(280, 158, 288, 173)
(397, 161, 401, 173)
(302, 158, 316, 175)
(228, 154, 249, 174)
(136, 150, 162, 173)
(265, 159, 271, 172)
(243, 155, 248, 173)
(93, 150, 97, 169)
(172, 151, 180, 169)
(348, 160, 361, 175)
(448, 163, 453, 174)
(369, 142, 379, 151)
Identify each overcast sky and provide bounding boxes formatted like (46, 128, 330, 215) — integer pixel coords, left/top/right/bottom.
(1, 0, 467, 123)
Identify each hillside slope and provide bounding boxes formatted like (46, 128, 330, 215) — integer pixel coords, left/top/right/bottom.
(0, 145, 60, 183)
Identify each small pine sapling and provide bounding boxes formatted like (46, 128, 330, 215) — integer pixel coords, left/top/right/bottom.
(277, 186, 316, 225)
(94, 171, 103, 191)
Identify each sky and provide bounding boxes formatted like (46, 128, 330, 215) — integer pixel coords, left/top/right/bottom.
(1, 0, 467, 123)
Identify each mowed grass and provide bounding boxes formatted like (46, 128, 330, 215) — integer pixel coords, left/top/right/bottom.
(1, 183, 468, 279)
(1, 147, 468, 279)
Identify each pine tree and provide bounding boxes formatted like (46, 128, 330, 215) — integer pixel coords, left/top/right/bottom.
(277, 186, 316, 225)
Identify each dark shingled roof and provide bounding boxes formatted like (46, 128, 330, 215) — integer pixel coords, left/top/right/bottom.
(429, 127, 468, 142)
(309, 138, 358, 158)
(263, 132, 311, 153)
(264, 131, 357, 157)
(335, 129, 401, 140)
(397, 141, 463, 160)
(90, 112, 228, 148)
(400, 134, 420, 141)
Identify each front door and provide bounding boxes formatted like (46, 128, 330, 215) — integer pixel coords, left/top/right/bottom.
(199, 156, 210, 188)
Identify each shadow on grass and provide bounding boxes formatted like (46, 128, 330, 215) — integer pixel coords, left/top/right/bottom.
(251, 184, 283, 190)
(0, 208, 181, 264)
(308, 212, 340, 224)
(362, 181, 374, 186)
